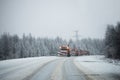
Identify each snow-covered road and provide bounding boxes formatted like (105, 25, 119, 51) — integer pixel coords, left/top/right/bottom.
(0, 55, 120, 80)
(74, 55, 120, 80)
(0, 57, 59, 80)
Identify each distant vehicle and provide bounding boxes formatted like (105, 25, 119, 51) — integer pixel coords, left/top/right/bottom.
(58, 45, 70, 57)
(71, 48, 90, 56)
(58, 45, 89, 57)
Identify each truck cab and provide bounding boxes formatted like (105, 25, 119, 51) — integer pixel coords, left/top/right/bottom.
(58, 45, 70, 57)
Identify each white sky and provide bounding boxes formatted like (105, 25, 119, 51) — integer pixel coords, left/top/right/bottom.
(0, 0, 120, 40)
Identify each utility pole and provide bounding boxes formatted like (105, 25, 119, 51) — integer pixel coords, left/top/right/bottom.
(75, 30, 79, 43)
(74, 30, 80, 49)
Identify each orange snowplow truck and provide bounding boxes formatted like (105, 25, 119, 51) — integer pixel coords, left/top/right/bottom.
(58, 45, 71, 57)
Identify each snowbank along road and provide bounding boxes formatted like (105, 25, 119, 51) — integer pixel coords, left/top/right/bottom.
(0, 55, 120, 80)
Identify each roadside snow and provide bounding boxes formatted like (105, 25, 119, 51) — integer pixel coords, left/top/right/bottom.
(102, 57, 120, 66)
(74, 55, 120, 80)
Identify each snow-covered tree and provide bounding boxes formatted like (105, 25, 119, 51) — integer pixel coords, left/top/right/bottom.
(104, 22, 120, 59)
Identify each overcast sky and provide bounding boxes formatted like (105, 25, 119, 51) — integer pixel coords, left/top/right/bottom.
(0, 0, 120, 40)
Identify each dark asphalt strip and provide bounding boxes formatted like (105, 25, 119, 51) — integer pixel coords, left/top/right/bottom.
(62, 57, 91, 80)
(72, 58, 94, 80)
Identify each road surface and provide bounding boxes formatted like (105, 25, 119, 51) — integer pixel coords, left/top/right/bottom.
(0, 57, 91, 80)
(0, 56, 120, 80)
(29, 57, 88, 80)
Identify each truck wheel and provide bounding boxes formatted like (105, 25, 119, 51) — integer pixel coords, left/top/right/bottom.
(67, 54, 71, 57)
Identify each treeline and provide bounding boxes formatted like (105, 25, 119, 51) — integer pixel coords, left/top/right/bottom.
(0, 33, 105, 60)
(104, 22, 120, 59)
(1, 22, 119, 60)
(69, 38, 105, 55)
(0, 33, 66, 60)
